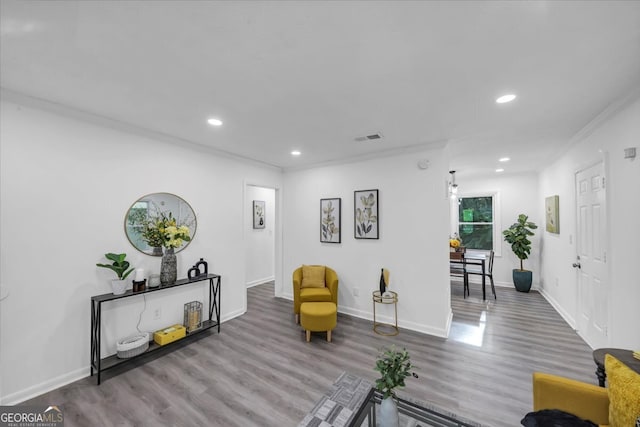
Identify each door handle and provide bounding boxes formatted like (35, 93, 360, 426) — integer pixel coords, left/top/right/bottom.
(572, 262, 581, 269)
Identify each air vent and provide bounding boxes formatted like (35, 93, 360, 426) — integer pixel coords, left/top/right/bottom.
(354, 132, 383, 142)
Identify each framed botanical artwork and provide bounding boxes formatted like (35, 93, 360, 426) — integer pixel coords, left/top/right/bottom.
(253, 200, 265, 229)
(354, 189, 379, 239)
(545, 195, 559, 234)
(320, 198, 341, 243)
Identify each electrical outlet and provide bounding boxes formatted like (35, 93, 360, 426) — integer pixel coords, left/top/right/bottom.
(154, 308, 161, 320)
(353, 287, 359, 297)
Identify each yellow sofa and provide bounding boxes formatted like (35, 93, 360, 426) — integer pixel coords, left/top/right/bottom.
(292, 265, 338, 324)
(532, 354, 640, 427)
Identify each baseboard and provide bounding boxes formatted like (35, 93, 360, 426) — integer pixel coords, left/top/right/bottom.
(0, 366, 87, 405)
(221, 308, 245, 323)
(246, 276, 275, 288)
(336, 307, 450, 338)
(465, 277, 510, 288)
(538, 288, 576, 329)
(399, 317, 450, 338)
(464, 277, 542, 291)
(283, 294, 449, 338)
(1, 310, 245, 405)
(337, 306, 372, 322)
(444, 308, 453, 338)
(494, 280, 513, 288)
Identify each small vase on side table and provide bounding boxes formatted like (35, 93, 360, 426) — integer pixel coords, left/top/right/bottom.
(160, 248, 177, 285)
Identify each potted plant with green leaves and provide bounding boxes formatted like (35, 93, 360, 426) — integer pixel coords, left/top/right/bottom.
(96, 253, 135, 295)
(502, 214, 538, 292)
(374, 346, 418, 427)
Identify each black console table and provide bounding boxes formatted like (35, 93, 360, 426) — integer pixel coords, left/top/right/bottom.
(90, 274, 221, 384)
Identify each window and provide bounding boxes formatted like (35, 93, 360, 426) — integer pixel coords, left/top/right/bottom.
(456, 195, 500, 254)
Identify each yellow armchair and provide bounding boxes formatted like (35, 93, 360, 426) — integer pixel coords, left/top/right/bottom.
(293, 265, 338, 323)
(533, 372, 609, 426)
(532, 354, 640, 427)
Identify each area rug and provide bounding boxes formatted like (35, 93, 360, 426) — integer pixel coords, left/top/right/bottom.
(297, 372, 373, 427)
(299, 372, 484, 427)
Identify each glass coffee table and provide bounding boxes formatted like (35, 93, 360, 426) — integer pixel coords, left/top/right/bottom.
(348, 388, 483, 427)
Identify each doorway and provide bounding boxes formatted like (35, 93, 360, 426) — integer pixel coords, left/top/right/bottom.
(575, 161, 609, 348)
(244, 184, 279, 312)
(245, 185, 276, 287)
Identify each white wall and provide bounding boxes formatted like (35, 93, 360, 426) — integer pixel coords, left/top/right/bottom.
(244, 186, 275, 286)
(0, 100, 282, 404)
(281, 148, 452, 337)
(453, 173, 540, 288)
(538, 95, 640, 349)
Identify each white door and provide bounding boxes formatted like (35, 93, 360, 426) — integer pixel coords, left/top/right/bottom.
(575, 162, 609, 348)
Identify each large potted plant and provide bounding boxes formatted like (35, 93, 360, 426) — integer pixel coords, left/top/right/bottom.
(374, 346, 418, 427)
(502, 214, 538, 292)
(96, 253, 135, 295)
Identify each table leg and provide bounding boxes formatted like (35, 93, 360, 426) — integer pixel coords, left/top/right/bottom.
(482, 260, 486, 300)
(596, 365, 606, 387)
(372, 299, 376, 331)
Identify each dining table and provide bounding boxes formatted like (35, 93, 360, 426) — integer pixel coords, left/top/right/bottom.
(449, 251, 488, 300)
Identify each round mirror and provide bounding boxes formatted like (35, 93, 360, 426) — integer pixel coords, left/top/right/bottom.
(125, 193, 197, 256)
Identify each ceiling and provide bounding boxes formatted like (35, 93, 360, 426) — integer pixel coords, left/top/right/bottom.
(1, 1, 639, 176)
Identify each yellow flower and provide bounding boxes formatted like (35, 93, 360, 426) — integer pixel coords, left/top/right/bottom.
(449, 239, 460, 248)
(165, 225, 178, 237)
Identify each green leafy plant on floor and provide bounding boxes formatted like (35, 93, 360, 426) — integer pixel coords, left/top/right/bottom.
(96, 253, 135, 280)
(374, 346, 418, 399)
(502, 214, 538, 271)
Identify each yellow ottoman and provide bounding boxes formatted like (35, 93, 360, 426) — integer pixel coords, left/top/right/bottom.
(300, 302, 337, 342)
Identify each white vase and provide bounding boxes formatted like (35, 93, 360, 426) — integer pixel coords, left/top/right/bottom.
(378, 396, 399, 427)
(111, 279, 127, 295)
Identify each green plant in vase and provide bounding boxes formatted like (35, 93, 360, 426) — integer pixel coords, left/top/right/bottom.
(502, 214, 538, 292)
(96, 253, 135, 295)
(374, 346, 418, 427)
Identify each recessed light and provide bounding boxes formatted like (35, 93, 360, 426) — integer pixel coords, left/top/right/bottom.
(291, 150, 301, 156)
(207, 118, 223, 126)
(496, 168, 505, 173)
(499, 157, 510, 162)
(496, 94, 516, 104)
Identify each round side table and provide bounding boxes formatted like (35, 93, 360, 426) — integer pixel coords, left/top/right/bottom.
(592, 348, 640, 387)
(372, 290, 398, 336)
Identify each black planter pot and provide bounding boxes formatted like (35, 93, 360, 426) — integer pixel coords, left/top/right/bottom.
(512, 269, 533, 292)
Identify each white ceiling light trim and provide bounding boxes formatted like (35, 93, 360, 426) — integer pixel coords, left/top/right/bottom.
(291, 150, 301, 156)
(495, 168, 505, 173)
(207, 118, 223, 126)
(499, 157, 510, 162)
(496, 94, 516, 104)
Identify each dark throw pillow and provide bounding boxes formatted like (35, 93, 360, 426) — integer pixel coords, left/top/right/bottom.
(521, 409, 597, 427)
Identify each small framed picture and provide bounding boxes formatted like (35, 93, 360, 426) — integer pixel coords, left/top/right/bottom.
(320, 198, 341, 243)
(253, 200, 265, 229)
(354, 189, 379, 239)
(545, 195, 559, 234)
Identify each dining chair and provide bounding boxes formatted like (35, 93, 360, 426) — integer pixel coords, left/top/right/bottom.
(449, 252, 469, 298)
(466, 250, 496, 299)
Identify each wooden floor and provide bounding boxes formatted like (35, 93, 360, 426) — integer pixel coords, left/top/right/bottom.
(23, 281, 596, 426)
